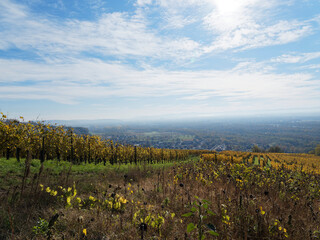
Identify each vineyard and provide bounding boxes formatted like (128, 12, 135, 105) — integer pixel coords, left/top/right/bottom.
(2, 115, 320, 239)
(202, 151, 320, 174)
(0, 114, 209, 165)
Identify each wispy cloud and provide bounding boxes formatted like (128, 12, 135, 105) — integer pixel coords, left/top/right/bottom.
(204, 20, 312, 52)
(202, 0, 314, 51)
(1, 0, 316, 63)
(303, 64, 320, 70)
(0, 58, 318, 108)
(135, 0, 316, 53)
(0, 0, 201, 61)
(1, 0, 320, 119)
(272, 52, 320, 63)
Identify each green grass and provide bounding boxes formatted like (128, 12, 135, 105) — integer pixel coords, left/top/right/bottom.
(0, 156, 199, 190)
(253, 156, 259, 165)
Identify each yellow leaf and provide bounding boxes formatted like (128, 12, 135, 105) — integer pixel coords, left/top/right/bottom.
(260, 206, 265, 215)
(83, 228, 87, 236)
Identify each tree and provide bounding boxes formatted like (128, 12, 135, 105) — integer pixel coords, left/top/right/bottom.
(252, 145, 263, 153)
(268, 146, 282, 153)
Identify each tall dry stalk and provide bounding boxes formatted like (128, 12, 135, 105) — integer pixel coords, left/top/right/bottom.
(20, 150, 31, 198)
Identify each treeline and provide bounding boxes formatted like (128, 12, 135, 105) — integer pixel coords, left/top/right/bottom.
(252, 144, 320, 155)
(0, 114, 211, 165)
(252, 145, 282, 153)
(309, 144, 320, 156)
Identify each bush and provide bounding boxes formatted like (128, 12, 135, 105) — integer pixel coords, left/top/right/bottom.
(268, 146, 282, 153)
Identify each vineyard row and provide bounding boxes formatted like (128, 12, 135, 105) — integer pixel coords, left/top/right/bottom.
(0, 114, 212, 165)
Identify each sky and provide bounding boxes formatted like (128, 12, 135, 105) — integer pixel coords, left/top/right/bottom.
(0, 0, 320, 121)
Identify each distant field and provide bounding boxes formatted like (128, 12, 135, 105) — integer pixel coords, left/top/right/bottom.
(92, 117, 320, 152)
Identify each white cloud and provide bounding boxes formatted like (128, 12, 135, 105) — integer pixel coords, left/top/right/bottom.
(0, 0, 28, 19)
(0, 0, 201, 61)
(303, 64, 320, 70)
(135, 0, 315, 52)
(136, 0, 153, 6)
(201, 0, 313, 51)
(203, 0, 263, 33)
(207, 20, 312, 52)
(162, 14, 197, 29)
(272, 52, 320, 63)
(1, 0, 320, 119)
(0, 0, 317, 62)
(0, 58, 318, 110)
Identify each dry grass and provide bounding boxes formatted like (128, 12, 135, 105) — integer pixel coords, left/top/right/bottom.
(2, 153, 320, 239)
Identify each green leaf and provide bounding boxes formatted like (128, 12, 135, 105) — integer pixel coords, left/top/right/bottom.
(182, 212, 193, 217)
(203, 203, 208, 209)
(207, 210, 215, 216)
(208, 230, 219, 236)
(191, 207, 197, 212)
(187, 223, 196, 233)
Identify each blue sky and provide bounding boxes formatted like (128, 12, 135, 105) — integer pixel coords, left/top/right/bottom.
(0, 0, 320, 120)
